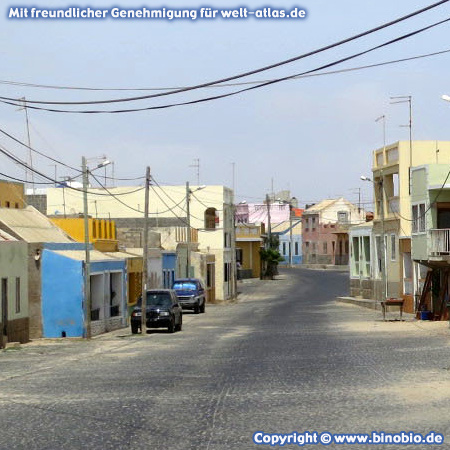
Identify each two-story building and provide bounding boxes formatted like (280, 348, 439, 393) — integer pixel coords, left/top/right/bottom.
(46, 185, 236, 301)
(370, 141, 450, 313)
(302, 198, 365, 267)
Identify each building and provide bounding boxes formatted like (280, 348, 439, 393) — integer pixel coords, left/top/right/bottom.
(370, 141, 450, 313)
(0, 179, 25, 209)
(349, 222, 375, 299)
(235, 223, 264, 279)
(0, 206, 127, 338)
(0, 229, 28, 347)
(302, 198, 365, 267)
(46, 185, 236, 301)
(238, 196, 303, 266)
(410, 164, 450, 319)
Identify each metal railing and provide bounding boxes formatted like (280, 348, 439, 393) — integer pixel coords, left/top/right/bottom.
(430, 228, 450, 255)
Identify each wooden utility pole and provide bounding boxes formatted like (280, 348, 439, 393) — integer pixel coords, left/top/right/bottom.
(186, 181, 191, 278)
(141, 166, 151, 334)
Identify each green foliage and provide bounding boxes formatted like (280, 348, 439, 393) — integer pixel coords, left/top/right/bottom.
(260, 238, 283, 279)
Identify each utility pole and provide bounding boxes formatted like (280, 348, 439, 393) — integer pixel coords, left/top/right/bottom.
(82, 156, 91, 339)
(186, 181, 192, 278)
(190, 158, 200, 186)
(17, 97, 35, 193)
(289, 204, 293, 268)
(379, 174, 388, 303)
(141, 166, 151, 335)
(266, 194, 272, 249)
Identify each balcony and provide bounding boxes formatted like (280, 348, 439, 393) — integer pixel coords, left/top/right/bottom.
(430, 229, 450, 255)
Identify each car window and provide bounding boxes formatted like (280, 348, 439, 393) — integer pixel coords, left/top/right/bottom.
(145, 293, 172, 307)
(173, 282, 197, 291)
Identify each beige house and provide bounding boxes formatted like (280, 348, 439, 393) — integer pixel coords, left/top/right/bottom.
(370, 140, 450, 313)
(46, 185, 236, 301)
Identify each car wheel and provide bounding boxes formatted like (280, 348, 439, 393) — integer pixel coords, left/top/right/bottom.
(168, 318, 175, 333)
(131, 324, 139, 334)
(194, 303, 200, 314)
(176, 315, 183, 332)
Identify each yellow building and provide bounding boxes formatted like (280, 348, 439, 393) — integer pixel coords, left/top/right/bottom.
(0, 179, 25, 209)
(371, 140, 450, 312)
(235, 223, 264, 279)
(50, 217, 118, 251)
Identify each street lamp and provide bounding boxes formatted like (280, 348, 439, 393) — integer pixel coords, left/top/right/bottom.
(361, 174, 387, 305)
(185, 182, 206, 278)
(82, 156, 111, 339)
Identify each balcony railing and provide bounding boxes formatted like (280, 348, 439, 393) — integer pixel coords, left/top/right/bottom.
(430, 228, 450, 255)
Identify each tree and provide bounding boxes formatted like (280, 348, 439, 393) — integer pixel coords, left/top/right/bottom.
(260, 235, 283, 280)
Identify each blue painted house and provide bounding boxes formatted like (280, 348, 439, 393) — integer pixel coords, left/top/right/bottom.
(42, 244, 127, 338)
(0, 206, 127, 339)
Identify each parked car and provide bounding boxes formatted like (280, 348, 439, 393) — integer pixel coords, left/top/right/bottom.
(172, 278, 206, 314)
(130, 289, 182, 334)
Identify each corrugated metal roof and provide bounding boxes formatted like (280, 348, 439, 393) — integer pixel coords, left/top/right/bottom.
(51, 249, 121, 262)
(0, 206, 73, 243)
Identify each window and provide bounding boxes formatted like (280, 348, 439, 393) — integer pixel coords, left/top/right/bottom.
(294, 242, 299, 256)
(412, 203, 426, 233)
(236, 248, 243, 264)
(337, 211, 348, 224)
(205, 208, 217, 229)
(323, 242, 327, 254)
(15, 278, 20, 314)
(282, 242, 286, 255)
(391, 234, 396, 261)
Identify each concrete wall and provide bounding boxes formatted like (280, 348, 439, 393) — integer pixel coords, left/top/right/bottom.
(41, 250, 83, 338)
(0, 241, 29, 344)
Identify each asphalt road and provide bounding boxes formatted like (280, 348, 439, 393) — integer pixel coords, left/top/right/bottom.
(1, 268, 450, 449)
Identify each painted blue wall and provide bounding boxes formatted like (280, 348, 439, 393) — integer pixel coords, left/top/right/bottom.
(42, 250, 84, 338)
(163, 252, 177, 270)
(278, 234, 303, 265)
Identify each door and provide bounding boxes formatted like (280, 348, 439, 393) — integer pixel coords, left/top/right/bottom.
(437, 208, 450, 229)
(1, 278, 8, 347)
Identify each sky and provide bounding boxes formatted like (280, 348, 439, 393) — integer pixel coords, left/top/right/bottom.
(1, 0, 450, 210)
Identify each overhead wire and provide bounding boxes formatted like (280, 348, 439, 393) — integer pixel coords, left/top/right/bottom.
(0, 0, 448, 106)
(0, 48, 449, 93)
(2, 16, 449, 114)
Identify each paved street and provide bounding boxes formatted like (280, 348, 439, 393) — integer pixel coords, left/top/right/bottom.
(1, 268, 450, 449)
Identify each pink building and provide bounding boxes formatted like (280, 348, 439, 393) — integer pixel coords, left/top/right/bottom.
(302, 198, 365, 266)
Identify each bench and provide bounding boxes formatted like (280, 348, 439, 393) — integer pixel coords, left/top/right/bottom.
(381, 298, 405, 321)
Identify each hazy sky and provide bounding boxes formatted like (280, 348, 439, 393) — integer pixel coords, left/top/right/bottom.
(1, 0, 450, 209)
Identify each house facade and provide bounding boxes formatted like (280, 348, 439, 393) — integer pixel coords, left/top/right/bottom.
(302, 198, 365, 266)
(46, 185, 235, 301)
(410, 164, 450, 318)
(371, 141, 450, 313)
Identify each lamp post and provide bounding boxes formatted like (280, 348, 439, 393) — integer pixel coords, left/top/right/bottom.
(82, 156, 111, 339)
(185, 182, 206, 278)
(361, 174, 387, 304)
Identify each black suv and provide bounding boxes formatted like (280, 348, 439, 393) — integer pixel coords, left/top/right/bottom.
(131, 289, 182, 334)
(172, 278, 206, 314)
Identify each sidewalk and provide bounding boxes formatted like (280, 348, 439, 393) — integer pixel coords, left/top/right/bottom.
(336, 295, 450, 337)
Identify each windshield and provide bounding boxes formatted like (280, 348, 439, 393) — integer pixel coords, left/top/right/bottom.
(173, 282, 197, 291)
(137, 293, 172, 307)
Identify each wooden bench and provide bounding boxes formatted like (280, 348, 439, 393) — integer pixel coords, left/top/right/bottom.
(381, 298, 405, 321)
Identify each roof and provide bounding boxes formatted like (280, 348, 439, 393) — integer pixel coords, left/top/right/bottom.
(0, 206, 73, 243)
(0, 229, 18, 241)
(303, 199, 340, 213)
(51, 249, 122, 262)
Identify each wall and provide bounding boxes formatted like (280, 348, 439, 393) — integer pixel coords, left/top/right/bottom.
(0, 241, 29, 344)
(0, 180, 25, 209)
(41, 250, 83, 338)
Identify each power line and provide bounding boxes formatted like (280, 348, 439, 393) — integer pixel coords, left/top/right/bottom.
(2, 17, 448, 114)
(0, 48, 449, 93)
(0, 0, 447, 107)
